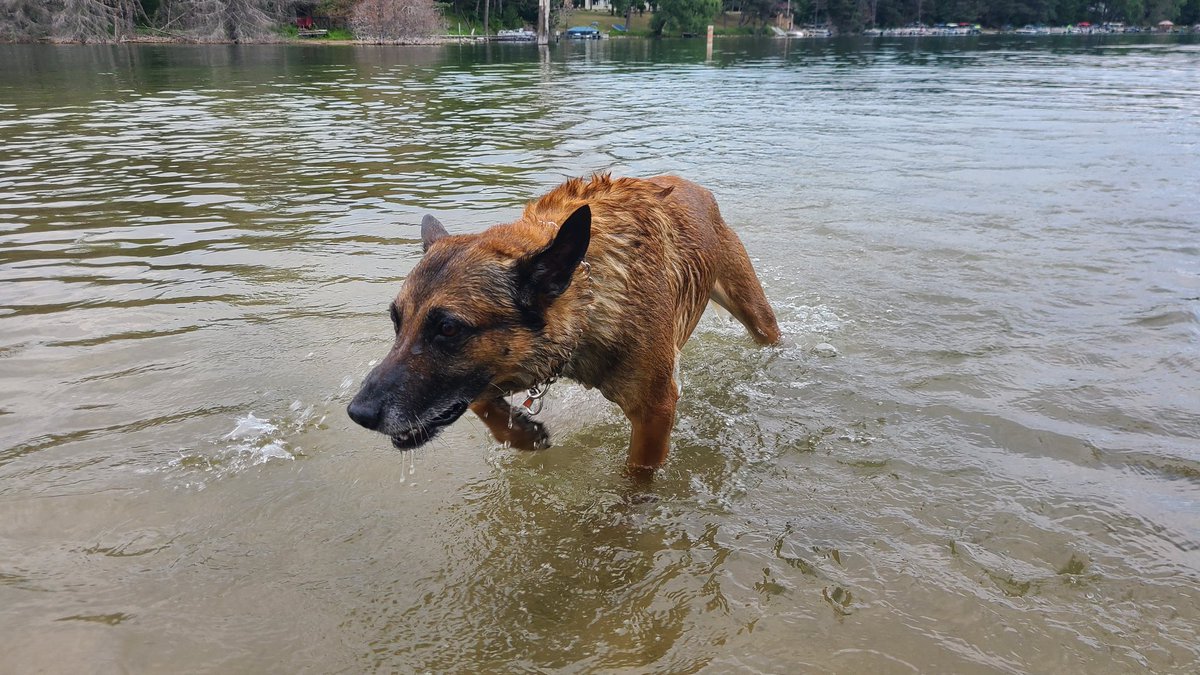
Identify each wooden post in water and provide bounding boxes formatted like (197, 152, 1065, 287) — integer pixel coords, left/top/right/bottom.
(706, 25, 714, 60)
(538, 0, 550, 45)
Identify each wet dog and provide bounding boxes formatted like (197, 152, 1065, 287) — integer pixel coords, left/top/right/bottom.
(347, 174, 780, 472)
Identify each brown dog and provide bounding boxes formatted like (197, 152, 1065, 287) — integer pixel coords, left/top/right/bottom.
(347, 174, 780, 472)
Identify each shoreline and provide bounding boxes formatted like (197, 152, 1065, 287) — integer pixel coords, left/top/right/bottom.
(3, 29, 1192, 47)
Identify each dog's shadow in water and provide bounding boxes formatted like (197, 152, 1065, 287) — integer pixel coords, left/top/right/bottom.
(371, 444, 716, 670)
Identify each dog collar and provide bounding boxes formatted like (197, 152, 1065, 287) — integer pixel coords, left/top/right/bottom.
(522, 376, 556, 415)
(518, 259, 589, 416)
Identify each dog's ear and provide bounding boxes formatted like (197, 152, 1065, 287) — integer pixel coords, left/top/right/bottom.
(421, 215, 448, 252)
(515, 204, 591, 308)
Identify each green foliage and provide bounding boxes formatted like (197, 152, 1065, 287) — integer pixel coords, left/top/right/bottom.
(737, 0, 777, 30)
(1181, 0, 1200, 23)
(318, 0, 358, 20)
(653, 0, 720, 34)
(140, 0, 163, 22)
(1146, 0, 1185, 20)
(826, 0, 865, 31)
(1120, 0, 1148, 23)
(441, 0, 543, 29)
(811, 0, 1193, 29)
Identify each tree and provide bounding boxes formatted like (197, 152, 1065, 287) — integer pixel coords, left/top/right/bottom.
(1144, 0, 1184, 20)
(652, 0, 719, 34)
(154, 0, 281, 42)
(613, 0, 635, 29)
(0, 0, 142, 42)
(738, 0, 778, 31)
(52, 0, 141, 41)
(1112, 0, 1146, 21)
(827, 0, 863, 29)
(1180, 0, 1200, 23)
(0, 0, 51, 41)
(313, 0, 357, 23)
(350, 0, 444, 41)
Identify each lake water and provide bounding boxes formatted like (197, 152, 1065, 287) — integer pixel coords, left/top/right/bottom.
(1, 35, 1198, 673)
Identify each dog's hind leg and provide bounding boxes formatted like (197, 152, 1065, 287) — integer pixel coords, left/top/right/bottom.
(470, 397, 550, 450)
(709, 228, 781, 345)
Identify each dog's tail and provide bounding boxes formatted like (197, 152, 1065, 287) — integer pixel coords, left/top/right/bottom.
(709, 224, 782, 346)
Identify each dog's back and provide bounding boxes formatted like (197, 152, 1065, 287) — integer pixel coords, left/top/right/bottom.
(519, 173, 779, 346)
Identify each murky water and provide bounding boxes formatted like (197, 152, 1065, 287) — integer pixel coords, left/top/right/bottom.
(1, 36, 1198, 672)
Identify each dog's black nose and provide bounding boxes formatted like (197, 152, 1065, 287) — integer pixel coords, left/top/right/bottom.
(347, 399, 381, 430)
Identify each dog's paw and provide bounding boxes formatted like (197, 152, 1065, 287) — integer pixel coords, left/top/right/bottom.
(509, 412, 551, 451)
(530, 420, 551, 450)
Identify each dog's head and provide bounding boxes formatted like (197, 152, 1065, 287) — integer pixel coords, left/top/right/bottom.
(347, 206, 591, 449)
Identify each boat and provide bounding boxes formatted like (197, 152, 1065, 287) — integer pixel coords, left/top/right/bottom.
(496, 28, 536, 41)
(565, 26, 602, 39)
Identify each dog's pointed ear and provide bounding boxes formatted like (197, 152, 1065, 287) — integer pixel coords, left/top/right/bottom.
(421, 215, 448, 252)
(516, 204, 591, 308)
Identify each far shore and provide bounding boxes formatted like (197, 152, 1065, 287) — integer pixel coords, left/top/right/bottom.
(5, 26, 1194, 47)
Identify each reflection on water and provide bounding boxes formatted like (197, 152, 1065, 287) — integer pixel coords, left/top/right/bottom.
(1, 36, 1199, 672)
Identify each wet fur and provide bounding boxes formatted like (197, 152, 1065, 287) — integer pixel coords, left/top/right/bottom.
(348, 174, 780, 472)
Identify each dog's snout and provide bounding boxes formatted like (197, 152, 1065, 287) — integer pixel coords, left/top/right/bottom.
(347, 398, 381, 430)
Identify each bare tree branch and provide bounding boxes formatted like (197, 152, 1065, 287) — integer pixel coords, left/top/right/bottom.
(155, 0, 283, 42)
(351, 0, 444, 43)
(0, 0, 52, 42)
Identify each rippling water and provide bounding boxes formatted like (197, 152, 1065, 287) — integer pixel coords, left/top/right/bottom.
(1, 36, 1198, 672)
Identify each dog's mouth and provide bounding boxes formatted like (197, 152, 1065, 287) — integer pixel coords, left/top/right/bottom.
(389, 400, 471, 450)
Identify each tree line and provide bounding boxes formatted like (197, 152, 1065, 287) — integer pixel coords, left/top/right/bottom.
(361, 0, 1200, 35)
(1, 0, 1197, 42)
(791, 0, 1200, 32)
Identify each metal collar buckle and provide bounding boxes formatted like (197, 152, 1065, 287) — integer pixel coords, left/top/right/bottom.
(522, 377, 556, 415)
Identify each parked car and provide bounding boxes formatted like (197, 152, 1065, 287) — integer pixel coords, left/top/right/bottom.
(565, 26, 601, 39)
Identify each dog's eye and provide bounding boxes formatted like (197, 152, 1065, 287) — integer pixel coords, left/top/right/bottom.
(438, 319, 460, 338)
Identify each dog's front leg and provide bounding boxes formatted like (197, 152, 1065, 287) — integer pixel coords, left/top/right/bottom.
(470, 396, 550, 451)
(624, 383, 680, 474)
